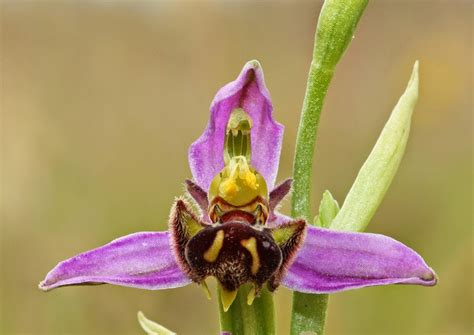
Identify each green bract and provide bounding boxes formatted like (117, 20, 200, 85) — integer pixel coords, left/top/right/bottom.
(137, 311, 176, 335)
(314, 190, 340, 228)
(330, 62, 419, 232)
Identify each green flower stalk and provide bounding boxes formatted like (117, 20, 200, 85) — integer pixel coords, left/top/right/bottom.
(291, 0, 369, 334)
(290, 0, 427, 333)
(292, 0, 370, 219)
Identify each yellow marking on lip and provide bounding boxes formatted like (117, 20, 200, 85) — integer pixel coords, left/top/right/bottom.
(240, 237, 260, 275)
(203, 230, 224, 263)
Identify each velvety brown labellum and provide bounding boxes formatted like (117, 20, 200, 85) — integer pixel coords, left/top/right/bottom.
(185, 222, 282, 292)
(169, 188, 306, 297)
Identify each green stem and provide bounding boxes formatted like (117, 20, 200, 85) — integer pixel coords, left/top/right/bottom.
(219, 285, 275, 335)
(291, 0, 368, 334)
(291, 293, 329, 335)
(292, 67, 332, 220)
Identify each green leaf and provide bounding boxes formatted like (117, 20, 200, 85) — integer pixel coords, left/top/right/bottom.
(137, 311, 176, 335)
(330, 61, 419, 232)
(314, 190, 340, 228)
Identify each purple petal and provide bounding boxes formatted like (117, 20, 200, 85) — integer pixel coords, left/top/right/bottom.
(39, 232, 191, 291)
(189, 60, 284, 191)
(268, 180, 293, 226)
(184, 179, 211, 223)
(269, 178, 292, 212)
(283, 226, 437, 293)
(185, 179, 209, 213)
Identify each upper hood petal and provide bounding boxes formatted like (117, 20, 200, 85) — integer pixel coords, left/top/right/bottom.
(189, 60, 284, 191)
(39, 231, 191, 291)
(282, 225, 437, 293)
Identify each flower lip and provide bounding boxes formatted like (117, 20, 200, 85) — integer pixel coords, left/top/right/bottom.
(184, 221, 283, 292)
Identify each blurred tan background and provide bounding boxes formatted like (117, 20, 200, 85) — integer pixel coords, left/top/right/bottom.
(1, 1, 472, 334)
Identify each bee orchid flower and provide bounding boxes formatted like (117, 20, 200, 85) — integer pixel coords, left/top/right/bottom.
(39, 61, 436, 312)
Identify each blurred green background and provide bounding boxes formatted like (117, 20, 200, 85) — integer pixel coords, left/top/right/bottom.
(1, 1, 472, 334)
